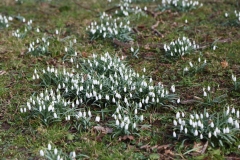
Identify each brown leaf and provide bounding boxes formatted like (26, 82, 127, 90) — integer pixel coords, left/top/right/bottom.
(119, 135, 134, 141)
(93, 126, 113, 134)
(0, 70, 6, 75)
(164, 149, 174, 156)
(221, 60, 228, 68)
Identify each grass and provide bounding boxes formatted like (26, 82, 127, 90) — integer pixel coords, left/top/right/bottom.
(0, 0, 240, 159)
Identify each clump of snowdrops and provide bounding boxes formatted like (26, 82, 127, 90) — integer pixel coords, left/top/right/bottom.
(173, 107, 240, 147)
(39, 143, 89, 160)
(160, 0, 203, 12)
(21, 52, 177, 134)
(0, 14, 13, 28)
(164, 36, 199, 58)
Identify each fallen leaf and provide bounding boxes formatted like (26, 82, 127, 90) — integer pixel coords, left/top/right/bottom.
(119, 135, 134, 141)
(93, 126, 113, 134)
(221, 60, 228, 68)
(0, 70, 6, 75)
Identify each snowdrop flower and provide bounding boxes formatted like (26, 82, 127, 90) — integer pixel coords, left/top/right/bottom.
(228, 117, 233, 124)
(176, 112, 180, 119)
(185, 19, 188, 23)
(72, 151, 76, 158)
(140, 115, 144, 121)
(225, 13, 228, 17)
(206, 112, 209, 118)
(130, 47, 134, 52)
(207, 86, 210, 91)
(171, 85, 175, 93)
(189, 62, 193, 67)
(143, 67, 146, 73)
(40, 150, 44, 156)
(194, 130, 198, 136)
(95, 115, 100, 122)
(173, 120, 177, 126)
(200, 134, 203, 139)
(48, 143, 52, 150)
(208, 132, 212, 138)
(232, 74, 236, 82)
(177, 98, 180, 103)
(173, 131, 176, 137)
(54, 148, 58, 155)
(213, 45, 216, 50)
(210, 121, 214, 128)
(203, 91, 207, 97)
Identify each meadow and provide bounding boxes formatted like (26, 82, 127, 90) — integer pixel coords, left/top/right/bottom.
(0, 0, 240, 159)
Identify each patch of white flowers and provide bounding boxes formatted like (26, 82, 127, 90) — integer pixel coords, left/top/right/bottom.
(12, 17, 33, 38)
(173, 106, 240, 147)
(164, 36, 199, 58)
(39, 143, 82, 160)
(0, 14, 13, 28)
(161, 0, 203, 12)
(24, 52, 177, 132)
(86, 12, 132, 42)
(183, 56, 207, 75)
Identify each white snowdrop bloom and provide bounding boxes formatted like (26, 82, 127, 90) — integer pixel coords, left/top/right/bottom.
(208, 132, 212, 138)
(130, 47, 134, 52)
(173, 131, 176, 137)
(171, 85, 175, 93)
(23, 108, 26, 112)
(237, 110, 239, 118)
(176, 112, 180, 119)
(226, 127, 230, 133)
(140, 115, 144, 121)
(134, 108, 138, 115)
(178, 118, 182, 125)
(232, 74, 236, 82)
(54, 112, 58, 118)
(143, 67, 146, 73)
(200, 134, 203, 139)
(184, 127, 188, 134)
(116, 119, 119, 126)
(195, 114, 199, 120)
(189, 119, 193, 125)
(194, 130, 198, 136)
(190, 114, 194, 119)
(210, 122, 214, 128)
(225, 12, 228, 17)
(177, 98, 180, 103)
(95, 115, 100, 122)
(173, 120, 177, 126)
(213, 45, 216, 50)
(54, 148, 58, 155)
(20, 108, 23, 113)
(189, 62, 193, 67)
(72, 151, 76, 158)
(235, 120, 239, 129)
(65, 47, 68, 52)
(200, 113, 203, 119)
(48, 143, 52, 150)
(125, 123, 129, 130)
(88, 110, 92, 117)
(203, 91, 207, 97)
(228, 117, 233, 124)
(223, 128, 226, 134)
(206, 112, 209, 118)
(207, 86, 211, 91)
(181, 112, 185, 117)
(40, 150, 44, 156)
(36, 28, 40, 32)
(213, 131, 217, 137)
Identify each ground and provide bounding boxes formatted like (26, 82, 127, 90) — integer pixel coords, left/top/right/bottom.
(0, 0, 240, 159)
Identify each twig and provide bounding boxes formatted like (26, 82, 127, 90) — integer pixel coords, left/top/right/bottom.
(151, 21, 163, 37)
